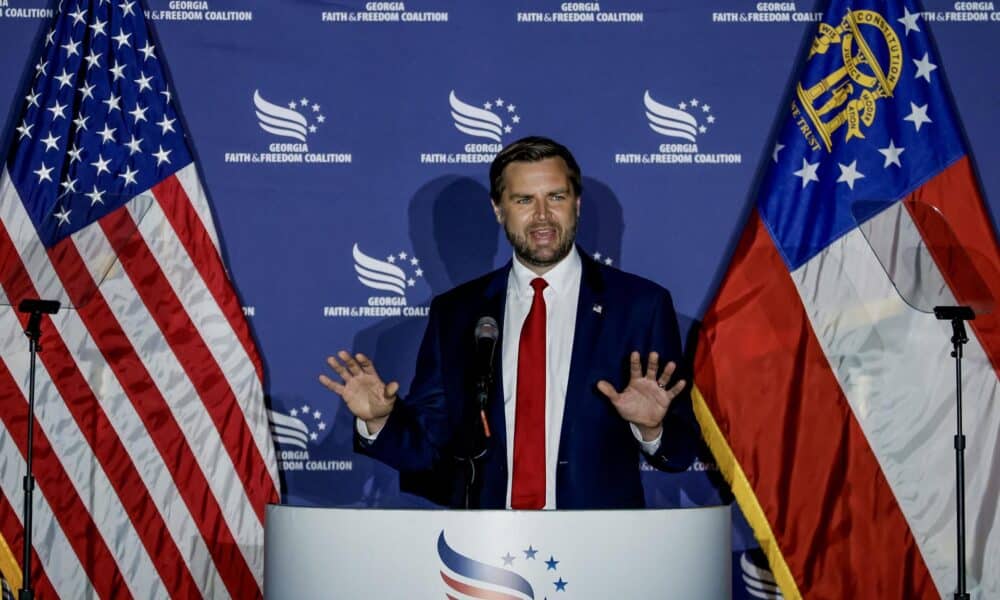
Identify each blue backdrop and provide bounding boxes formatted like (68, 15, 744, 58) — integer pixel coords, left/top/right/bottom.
(3, 0, 998, 596)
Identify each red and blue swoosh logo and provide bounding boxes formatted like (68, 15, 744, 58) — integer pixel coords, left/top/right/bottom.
(437, 531, 535, 600)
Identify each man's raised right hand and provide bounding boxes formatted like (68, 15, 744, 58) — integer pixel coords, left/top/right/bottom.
(319, 351, 398, 435)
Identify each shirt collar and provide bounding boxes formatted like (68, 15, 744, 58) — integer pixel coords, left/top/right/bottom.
(509, 245, 582, 298)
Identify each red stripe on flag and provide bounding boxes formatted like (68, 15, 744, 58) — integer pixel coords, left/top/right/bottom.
(152, 175, 265, 383)
(0, 241, 34, 309)
(0, 215, 202, 597)
(48, 233, 251, 598)
(0, 360, 131, 600)
(439, 571, 524, 600)
(98, 208, 274, 522)
(0, 484, 57, 599)
(694, 212, 936, 597)
(904, 157, 1000, 374)
(0, 219, 200, 597)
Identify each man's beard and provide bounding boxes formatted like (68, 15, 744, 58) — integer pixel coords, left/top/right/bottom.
(504, 216, 578, 269)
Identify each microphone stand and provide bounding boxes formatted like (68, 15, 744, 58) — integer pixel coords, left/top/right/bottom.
(460, 319, 498, 509)
(460, 373, 491, 509)
(15, 298, 60, 600)
(934, 305, 973, 600)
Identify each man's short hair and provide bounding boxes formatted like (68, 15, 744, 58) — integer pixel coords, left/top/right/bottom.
(489, 136, 582, 203)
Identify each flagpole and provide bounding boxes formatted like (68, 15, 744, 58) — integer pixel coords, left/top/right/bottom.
(15, 299, 61, 600)
(934, 305, 973, 600)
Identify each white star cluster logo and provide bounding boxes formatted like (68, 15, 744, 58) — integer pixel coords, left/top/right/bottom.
(268, 406, 328, 449)
(322, 243, 429, 319)
(643, 90, 716, 143)
(253, 89, 325, 142)
(448, 90, 520, 143)
(614, 89, 740, 166)
(354, 243, 424, 296)
(268, 403, 353, 473)
(225, 89, 350, 164)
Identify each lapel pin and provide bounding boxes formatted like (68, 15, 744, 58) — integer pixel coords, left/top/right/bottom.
(592, 303, 603, 314)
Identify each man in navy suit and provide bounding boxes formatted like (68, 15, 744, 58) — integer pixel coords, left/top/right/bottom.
(320, 137, 700, 509)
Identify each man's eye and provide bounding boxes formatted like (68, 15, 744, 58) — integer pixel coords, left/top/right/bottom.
(515, 197, 531, 204)
(551, 194, 566, 201)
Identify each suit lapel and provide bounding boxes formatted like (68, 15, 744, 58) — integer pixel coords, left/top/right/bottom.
(559, 251, 606, 460)
(482, 263, 510, 464)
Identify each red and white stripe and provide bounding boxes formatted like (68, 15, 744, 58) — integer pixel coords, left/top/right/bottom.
(0, 363, 92, 600)
(0, 162, 279, 599)
(791, 215, 999, 595)
(696, 158, 1000, 598)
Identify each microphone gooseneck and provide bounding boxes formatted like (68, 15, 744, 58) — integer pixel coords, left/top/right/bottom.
(474, 316, 499, 438)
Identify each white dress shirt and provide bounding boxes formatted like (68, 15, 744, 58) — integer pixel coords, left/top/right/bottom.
(358, 247, 661, 508)
(501, 247, 660, 509)
(502, 246, 581, 509)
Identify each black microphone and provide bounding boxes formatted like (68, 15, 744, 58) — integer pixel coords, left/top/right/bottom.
(474, 316, 499, 373)
(474, 316, 499, 438)
(18, 299, 61, 314)
(18, 299, 61, 344)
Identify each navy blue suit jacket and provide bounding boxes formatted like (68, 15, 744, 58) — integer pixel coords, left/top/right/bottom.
(358, 250, 700, 508)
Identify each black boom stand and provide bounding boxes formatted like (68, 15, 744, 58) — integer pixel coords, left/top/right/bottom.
(934, 305, 974, 600)
(15, 298, 60, 600)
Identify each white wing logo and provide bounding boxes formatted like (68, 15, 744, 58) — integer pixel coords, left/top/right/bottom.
(254, 89, 309, 141)
(740, 552, 783, 599)
(268, 410, 310, 449)
(449, 90, 504, 142)
(644, 90, 699, 142)
(353, 244, 408, 296)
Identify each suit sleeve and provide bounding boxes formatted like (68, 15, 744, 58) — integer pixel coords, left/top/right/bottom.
(643, 288, 702, 473)
(355, 297, 454, 474)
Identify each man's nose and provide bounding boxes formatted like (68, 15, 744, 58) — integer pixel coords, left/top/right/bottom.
(533, 199, 550, 220)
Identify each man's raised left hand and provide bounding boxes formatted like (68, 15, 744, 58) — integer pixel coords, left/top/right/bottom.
(596, 351, 686, 442)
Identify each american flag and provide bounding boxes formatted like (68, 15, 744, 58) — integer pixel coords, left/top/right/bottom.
(693, 0, 1000, 597)
(0, 1, 279, 598)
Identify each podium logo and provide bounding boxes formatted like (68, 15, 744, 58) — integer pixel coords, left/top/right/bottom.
(614, 90, 742, 167)
(322, 244, 429, 319)
(437, 531, 571, 599)
(268, 405, 352, 473)
(223, 88, 352, 165)
(419, 90, 523, 164)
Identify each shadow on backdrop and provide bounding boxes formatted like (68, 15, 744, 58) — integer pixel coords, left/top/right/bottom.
(334, 176, 498, 507)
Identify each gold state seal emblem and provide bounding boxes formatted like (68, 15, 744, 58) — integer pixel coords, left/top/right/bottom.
(791, 10, 903, 152)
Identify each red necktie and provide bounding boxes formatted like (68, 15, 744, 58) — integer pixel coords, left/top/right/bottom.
(511, 277, 547, 509)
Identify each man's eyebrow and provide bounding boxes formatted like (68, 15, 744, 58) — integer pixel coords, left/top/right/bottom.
(509, 186, 569, 195)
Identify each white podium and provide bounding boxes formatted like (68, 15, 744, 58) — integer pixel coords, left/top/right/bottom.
(264, 504, 731, 599)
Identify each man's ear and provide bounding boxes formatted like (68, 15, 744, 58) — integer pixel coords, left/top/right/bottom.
(492, 198, 503, 224)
